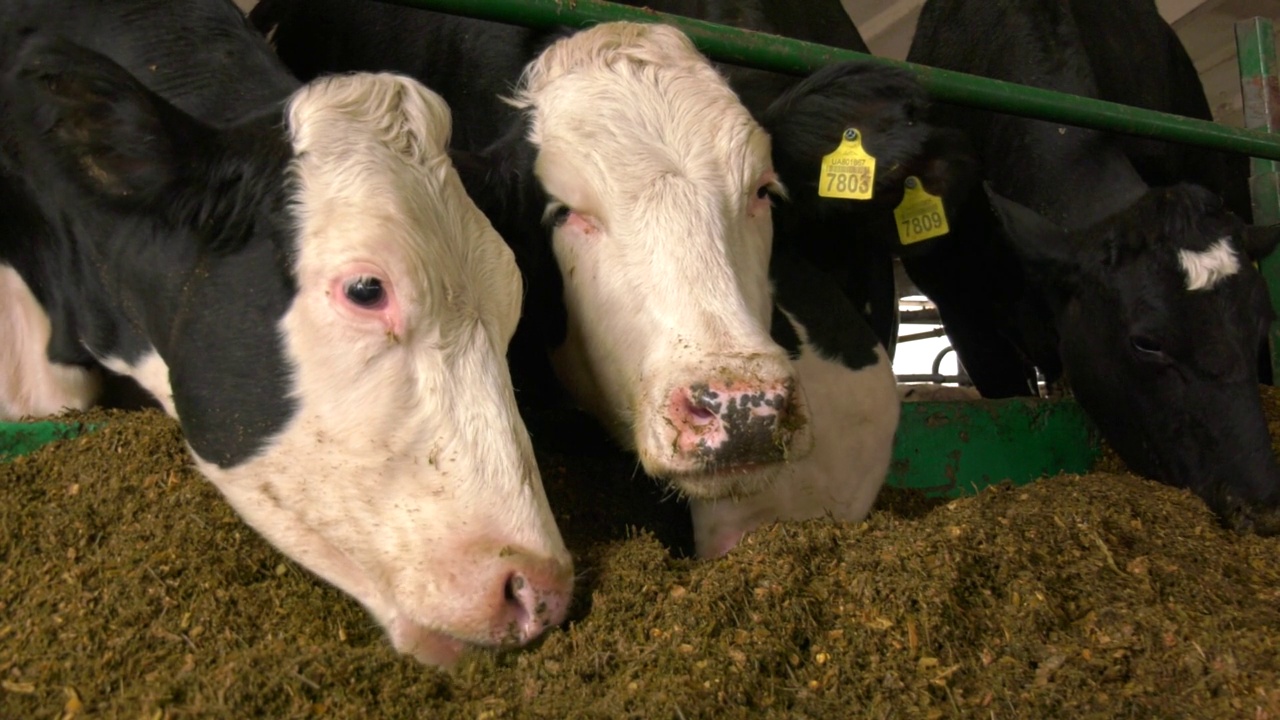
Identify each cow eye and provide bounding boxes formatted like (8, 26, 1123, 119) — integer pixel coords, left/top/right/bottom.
(550, 205, 571, 227)
(1130, 335, 1165, 359)
(345, 276, 385, 308)
(756, 184, 770, 199)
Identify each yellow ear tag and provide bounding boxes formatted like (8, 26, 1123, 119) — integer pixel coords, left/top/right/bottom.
(818, 128, 875, 200)
(894, 176, 950, 245)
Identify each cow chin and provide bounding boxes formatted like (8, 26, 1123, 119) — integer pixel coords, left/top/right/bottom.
(388, 616, 470, 667)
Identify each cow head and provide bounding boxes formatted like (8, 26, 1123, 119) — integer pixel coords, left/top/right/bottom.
(476, 22, 811, 499)
(4, 37, 572, 665)
(761, 60, 978, 252)
(989, 182, 1280, 535)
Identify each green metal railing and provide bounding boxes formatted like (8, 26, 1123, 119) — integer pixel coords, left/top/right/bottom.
(383, 0, 1280, 161)
(1238, 18, 1280, 376)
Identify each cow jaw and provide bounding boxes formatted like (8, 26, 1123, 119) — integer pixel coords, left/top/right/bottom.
(0, 265, 100, 420)
(516, 23, 810, 497)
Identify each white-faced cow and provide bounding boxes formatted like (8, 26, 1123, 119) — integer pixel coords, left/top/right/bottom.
(251, 2, 903, 555)
(606, 0, 976, 353)
(0, 0, 572, 666)
(905, 0, 1280, 533)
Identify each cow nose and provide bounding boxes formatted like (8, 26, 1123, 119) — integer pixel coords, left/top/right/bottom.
(500, 556, 573, 644)
(666, 377, 801, 467)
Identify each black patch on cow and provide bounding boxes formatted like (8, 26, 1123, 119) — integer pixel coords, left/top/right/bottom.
(2, 20, 301, 469)
(770, 246, 880, 371)
(769, 302, 801, 360)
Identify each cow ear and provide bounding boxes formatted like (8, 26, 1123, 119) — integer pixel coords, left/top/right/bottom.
(985, 183, 1076, 276)
(761, 61, 927, 195)
(9, 35, 199, 202)
(1242, 224, 1280, 262)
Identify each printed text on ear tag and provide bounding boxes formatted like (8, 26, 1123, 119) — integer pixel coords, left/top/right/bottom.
(894, 176, 950, 244)
(818, 128, 875, 200)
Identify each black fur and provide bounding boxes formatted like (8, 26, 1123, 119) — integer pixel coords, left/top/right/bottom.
(1, 1, 301, 467)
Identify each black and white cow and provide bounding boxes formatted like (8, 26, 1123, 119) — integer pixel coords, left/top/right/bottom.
(905, 0, 1280, 533)
(250, 2, 903, 555)
(603, 0, 975, 352)
(0, 0, 573, 666)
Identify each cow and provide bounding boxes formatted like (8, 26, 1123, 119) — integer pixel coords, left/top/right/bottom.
(249, 2, 905, 554)
(604, 0, 975, 353)
(904, 0, 1280, 534)
(0, 0, 573, 666)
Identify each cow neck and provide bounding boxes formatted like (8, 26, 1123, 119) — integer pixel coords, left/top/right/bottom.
(987, 121, 1149, 233)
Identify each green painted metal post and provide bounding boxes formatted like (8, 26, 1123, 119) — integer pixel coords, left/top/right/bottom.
(381, 0, 1280, 160)
(1237, 18, 1280, 381)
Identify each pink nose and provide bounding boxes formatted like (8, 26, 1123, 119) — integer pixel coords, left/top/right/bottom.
(666, 378, 798, 467)
(498, 555, 574, 644)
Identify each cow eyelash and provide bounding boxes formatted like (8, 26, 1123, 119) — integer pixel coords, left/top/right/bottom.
(543, 203, 572, 228)
(754, 179, 786, 201)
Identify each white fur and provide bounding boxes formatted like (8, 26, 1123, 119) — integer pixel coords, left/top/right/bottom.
(515, 23, 799, 494)
(0, 264, 100, 420)
(186, 74, 571, 665)
(1178, 237, 1240, 291)
(690, 324, 901, 558)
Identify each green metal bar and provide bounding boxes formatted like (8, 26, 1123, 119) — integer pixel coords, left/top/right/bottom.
(0, 420, 98, 462)
(1237, 18, 1280, 382)
(888, 398, 1102, 498)
(380, 0, 1280, 161)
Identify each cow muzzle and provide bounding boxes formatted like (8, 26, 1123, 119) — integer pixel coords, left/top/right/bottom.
(646, 366, 812, 498)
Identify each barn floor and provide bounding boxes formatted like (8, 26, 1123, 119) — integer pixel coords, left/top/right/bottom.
(2, 394, 1279, 719)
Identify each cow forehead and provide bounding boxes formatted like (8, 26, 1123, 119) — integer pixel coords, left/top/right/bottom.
(1177, 237, 1240, 292)
(516, 23, 767, 203)
(284, 74, 520, 315)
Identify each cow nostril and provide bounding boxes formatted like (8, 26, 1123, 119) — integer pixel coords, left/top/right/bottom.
(688, 403, 716, 423)
(503, 572, 536, 635)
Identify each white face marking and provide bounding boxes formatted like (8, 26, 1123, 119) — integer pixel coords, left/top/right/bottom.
(0, 264, 99, 420)
(689, 317, 900, 558)
(188, 74, 570, 666)
(513, 23, 801, 487)
(1178, 237, 1240, 291)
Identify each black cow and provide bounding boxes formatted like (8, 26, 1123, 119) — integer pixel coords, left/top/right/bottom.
(0, 0, 573, 666)
(905, 0, 1280, 533)
(250, 1, 906, 555)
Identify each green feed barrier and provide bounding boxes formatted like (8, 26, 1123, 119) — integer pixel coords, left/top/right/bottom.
(1, 402, 1100, 496)
(0, 420, 99, 462)
(382, 0, 1280, 161)
(888, 398, 1102, 498)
